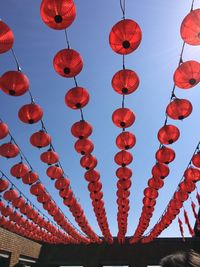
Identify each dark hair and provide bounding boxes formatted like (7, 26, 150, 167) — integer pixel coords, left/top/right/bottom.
(160, 250, 200, 267)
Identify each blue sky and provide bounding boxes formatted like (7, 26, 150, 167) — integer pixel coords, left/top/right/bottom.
(0, 0, 200, 240)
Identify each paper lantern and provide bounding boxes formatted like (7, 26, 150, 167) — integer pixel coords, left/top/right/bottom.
(74, 138, 94, 155)
(148, 176, 164, 190)
(22, 171, 39, 185)
(0, 143, 19, 158)
(84, 169, 100, 182)
(191, 152, 200, 168)
(117, 179, 132, 190)
(114, 150, 133, 166)
(144, 187, 158, 199)
(112, 108, 135, 128)
(155, 146, 175, 164)
(65, 87, 89, 109)
(3, 189, 18, 201)
(18, 103, 43, 124)
(40, 149, 59, 165)
(151, 162, 170, 179)
(0, 20, 14, 53)
(116, 167, 132, 180)
(88, 181, 102, 192)
(12, 197, 25, 209)
(80, 154, 97, 170)
(55, 177, 70, 190)
(0, 179, 9, 192)
(30, 131, 51, 148)
(116, 131, 136, 150)
(184, 167, 200, 182)
(46, 165, 63, 179)
(0, 122, 9, 139)
(157, 125, 180, 145)
(174, 190, 189, 202)
(10, 162, 29, 179)
(71, 120, 92, 139)
(166, 98, 192, 120)
(30, 182, 45, 196)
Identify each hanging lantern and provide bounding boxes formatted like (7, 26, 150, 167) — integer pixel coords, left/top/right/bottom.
(143, 197, 156, 207)
(46, 165, 63, 179)
(155, 146, 175, 164)
(22, 171, 39, 185)
(111, 69, 139, 95)
(65, 87, 89, 109)
(144, 187, 158, 199)
(1, 206, 12, 217)
(112, 108, 135, 128)
(71, 120, 92, 139)
(80, 154, 97, 170)
(180, 9, 200, 45)
(12, 196, 25, 209)
(84, 169, 100, 182)
(74, 138, 94, 155)
(60, 188, 73, 199)
(20, 203, 32, 215)
(88, 181, 102, 193)
(0, 20, 14, 54)
(116, 167, 132, 180)
(37, 191, 50, 203)
(0, 142, 19, 158)
(173, 61, 200, 89)
(151, 162, 170, 179)
(53, 48, 83, 77)
(166, 98, 193, 120)
(157, 125, 180, 145)
(30, 130, 51, 148)
(30, 182, 45, 196)
(179, 180, 195, 193)
(116, 131, 136, 150)
(10, 162, 29, 179)
(191, 152, 200, 168)
(18, 103, 43, 124)
(40, 0, 76, 30)
(117, 179, 131, 191)
(3, 189, 19, 201)
(0, 179, 9, 193)
(109, 19, 142, 55)
(114, 150, 133, 167)
(148, 176, 164, 190)
(184, 167, 200, 183)
(174, 190, 189, 202)
(40, 149, 59, 165)
(0, 122, 9, 139)
(55, 177, 70, 190)
(0, 71, 29, 96)
(90, 191, 103, 201)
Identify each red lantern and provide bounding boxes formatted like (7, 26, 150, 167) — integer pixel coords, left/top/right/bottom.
(116, 131, 136, 150)
(22, 171, 39, 185)
(148, 176, 164, 190)
(12, 196, 25, 209)
(184, 167, 200, 183)
(143, 197, 156, 207)
(192, 152, 200, 168)
(46, 165, 63, 179)
(3, 189, 18, 201)
(80, 154, 97, 170)
(18, 103, 43, 124)
(90, 191, 103, 201)
(1, 206, 12, 217)
(174, 190, 189, 202)
(116, 189, 130, 198)
(71, 120, 92, 139)
(55, 177, 70, 190)
(144, 187, 158, 199)
(180, 9, 200, 45)
(0, 201, 5, 211)
(173, 61, 200, 89)
(179, 180, 195, 193)
(88, 181, 102, 192)
(40, 149, 59, 165)
(84, 169, 100, 182)
(10, 162, 29, 179)
(116, 167, 132, 180)
(117, 179, 132, 190)
(111, 69, 139, 95)
(37, 192, 50, 203)
(40, 0, 76, 30)
(0, 179, 9, 192)
(112, 108, 135, 128)
(0, 71, 29, 96)
(30, 130, 51, 148)
(109, 19, 142, 55)
(114, 150, 133, 167)
(0, 122, 9, 139)
(151, 162, 170, 179)
(20, 203, 32, 215)
(0, 143, 19, 158)
(157, 125, 180, 145)
(53, 49, 83, 77)
(74, 138, 94, 155)
(0, 216, 7, 226)
(0, 20, 14, 53)
(65, 87, 89, 109)
(60, 188, 73, 199)
(166, 98, 193, 120)
(30, 182, 45, 196)
(155, 146, 175, 164)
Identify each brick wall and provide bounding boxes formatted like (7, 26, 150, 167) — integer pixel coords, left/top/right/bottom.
(0, 227, 42, 267)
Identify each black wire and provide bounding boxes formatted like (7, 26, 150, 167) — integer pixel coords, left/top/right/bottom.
(64, 29, 70, 49)
(120, 0, 125, 19)
(11, 48, 21, 71)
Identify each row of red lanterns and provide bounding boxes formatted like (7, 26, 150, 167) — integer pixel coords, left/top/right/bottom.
(39, 0, 113, 242)
(108, 0, 142, 243)
(129, 6, 200, 243)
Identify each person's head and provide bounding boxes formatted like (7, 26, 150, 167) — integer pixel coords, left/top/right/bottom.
(160, 250, 200, 267)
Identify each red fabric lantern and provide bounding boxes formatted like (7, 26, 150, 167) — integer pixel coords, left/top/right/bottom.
(116, 189, 130, 198)
(1, 206, 12, 217)
(55, 177, 70, 190)
(71, 120, 92, 139)
(151, 162, 170, 179)
(166, 98, 193, 120)
(157, 125, 180, 145)
(60, 188, 73, 199)
(37, 192, 50, 203)
(0, 200, 5, 211)
(148, 177, 164, 190)
(116, 131, 136, 150)
(53, 49, 83, 77)
(74, 138, 94, 155)
(109, 19, 142, 55)
(180, 9, 200, 45)
(20, 203, 32, 215)
(80, 154, 97, 170)
(179, 180, 195, 193)
(0, 20, 14, 54)
(143, 197, 156, 207)
(173, 61, 200, 89)
(22, 171, 39, 185)
(90, 191, 103, 201)
(0, 143, 19, 158)
(114, 150, 133, 167)
(0, 122, 9, 139)
(65, 87, 89, 109)
(18, 103, 43, 124)
(12, 196, 25, 209)
(10, 162, 29, 179)
(46, 165, 63, 179)
(40, 0, 76, 30)
(192, 152, 200, 168)
(0, 216, 7, 226)
(117, 179, 132, 190)
(84, 169, 100, 182)
(0, 179, 9, 192)
(30, 182, 45, 196)
(3, 189, 18, 201)
(144, 187, 158, 199)
(30, 130, 51, 148)
(111, 69, 139, 95)
(40, 149, 59, 165)
(184, 167, 200, 183)
(0, 71, 29, 96)
(155, 146, 175, 164)
(174, 190, 189, 202)
(116, 167, 132, 180)
(88, 181, 102, 192)
(112, 108, 135, 128)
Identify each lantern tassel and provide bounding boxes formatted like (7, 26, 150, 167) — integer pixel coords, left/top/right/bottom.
(178, 217, 185, 242)
(196, 192, 200, 206)
(184, 209, 194, 236)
